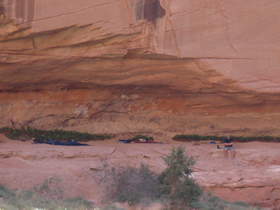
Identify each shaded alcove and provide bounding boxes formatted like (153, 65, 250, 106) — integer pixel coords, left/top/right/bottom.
(136, 0, 166, 23)
(1, 0, 35, 23)
(0, 0, 5, 15)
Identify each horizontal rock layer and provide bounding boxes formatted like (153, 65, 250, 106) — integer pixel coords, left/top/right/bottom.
(0, 16, 280, 136)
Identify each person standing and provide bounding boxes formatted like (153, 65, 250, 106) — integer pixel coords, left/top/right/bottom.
(223, 136, 236, 158)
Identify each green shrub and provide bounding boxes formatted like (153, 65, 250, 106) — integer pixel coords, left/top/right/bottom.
(0, 185, 16, 199)
(106, 164, 160, 205)
(63, 197, 93, 209)
(0, 180, 94, 210)
(159, 147, 202, 209)
(33, 177, 64, 201)
(106, 147, 202, 209)
(0, 127, 113, 141)
(192, 193, 261, 210)
(101, 205, 126, 210)
(104, 147, 259, 210)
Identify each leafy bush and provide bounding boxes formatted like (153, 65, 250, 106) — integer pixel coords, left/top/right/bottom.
(106, 147, 202, 209)
(101, 205, 126, 210)
(0, 127, 113, 141)
(63, 197, 93, 209)
(192, 193, 261, 210)
(106, 164, 160, 205)
(33, 177, 64, 201)
(173, 134, 280, 143)
(0, 185, 16, 200)
(0, 181, 94, 210)
(159, 147, 202, 209)
(104, 147, 260, 209)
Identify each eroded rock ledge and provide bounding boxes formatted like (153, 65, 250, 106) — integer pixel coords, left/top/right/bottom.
(1, 17, 280, 136)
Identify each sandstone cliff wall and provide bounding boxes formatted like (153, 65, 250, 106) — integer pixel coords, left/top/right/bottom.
(1, 1, 280, 135)
(1, 2, 280, 207)
(2, 0, 277, 91)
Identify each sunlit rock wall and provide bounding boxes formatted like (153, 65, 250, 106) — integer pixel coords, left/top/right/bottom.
(1, 0, 280, 135)
(1, 0, 275, 92)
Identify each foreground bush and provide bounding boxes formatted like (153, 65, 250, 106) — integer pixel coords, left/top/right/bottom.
(0, 179, 93, 210)
(0, 127, 113, 141)
(192, 193, 262, 210)
(106, 147, 202, 209)
(159, 147, 202, 209)
(173, 134, 280, 142)
(105, 147, 261, 210)
(106, 164, 160, 205)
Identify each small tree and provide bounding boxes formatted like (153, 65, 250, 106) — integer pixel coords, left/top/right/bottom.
(159, 147, 202, 209)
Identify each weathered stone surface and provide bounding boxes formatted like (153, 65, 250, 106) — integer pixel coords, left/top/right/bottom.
(1, 2, 280, 207)
(1, 0, 280, 91)
(158, 0, 280, 92)
(0, 1, 280, 136)
(1, 139, 280, 208)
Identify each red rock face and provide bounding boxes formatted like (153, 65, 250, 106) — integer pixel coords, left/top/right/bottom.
(1, 2, 280, 207)
(155, 1, 280, 92)
(0, 0, 280, 134)
(1, 0, 275, 92)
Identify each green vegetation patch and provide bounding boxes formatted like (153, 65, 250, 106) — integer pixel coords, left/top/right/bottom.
(106, 164, 160, 205)
(0, 127, 113, 141)
(106, 147, 202, 209)
(105, 147, 260, 210)
(192, 193, 261, 210)
(0, 180, 93, 210)
(173, 134, 280, 142)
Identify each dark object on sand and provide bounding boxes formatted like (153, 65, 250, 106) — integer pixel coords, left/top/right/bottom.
(133, 139, 159, 143)
(119, 139, 134, 144)
(118, 138, 162, 144)
(33, 138, 89, 146)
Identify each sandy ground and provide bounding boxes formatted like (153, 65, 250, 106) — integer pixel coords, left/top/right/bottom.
(1, 135, 280, 208)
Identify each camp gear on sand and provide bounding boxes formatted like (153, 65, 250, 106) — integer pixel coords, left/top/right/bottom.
(118, 138, 162, 144)
(119, 139, 134, 143)
(33, 138, 89, 146)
